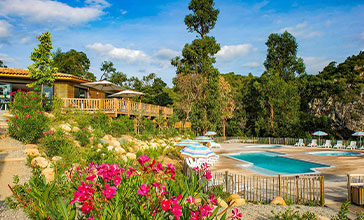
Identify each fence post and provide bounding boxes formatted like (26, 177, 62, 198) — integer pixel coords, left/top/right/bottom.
(295, 176, 299, 203)
(278, 174, 282, 197)
(347, 174, 351, 202)
(320, 176, 325, 206)
(225, 171, 229, 193)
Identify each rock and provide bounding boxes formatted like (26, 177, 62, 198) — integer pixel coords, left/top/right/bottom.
(118, 138, 128, 145)
(230, 199, 246, 207)
(25, 144, 39, 149)
(60, 124, 71, 132)
(226, 194, 241, 202)
(107, 146, 114, 151)
(23, 149, 40, 157)
(126, 152, 136, 160)
(109, 139, 121, 148)
(52, 156, 62, 162)
(217, 198, 228, 208)
(195, 197, 202, 206)
(99, 139, 108, 145)
(317, 216, 330, 220)
(270, 197, 286, 206)
(31, 157, 49, 169)
(41, 168, 55, 183)
(72, 127, 80, 132)
(121, 155, 128, 162)
(115, 147, 126, 154)
(44, 112, 55, 118)
(2, 112, 13, 118)
(103, 134, 113, 141)
(97, 143, 103, 149)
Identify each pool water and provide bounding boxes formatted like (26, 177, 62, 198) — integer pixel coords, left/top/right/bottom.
(307, 151, 362, 156)
(244, 145, 281, 148)
(227, 151, 329, 175)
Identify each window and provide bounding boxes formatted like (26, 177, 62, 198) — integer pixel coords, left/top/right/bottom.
(75, 87, 88, 98)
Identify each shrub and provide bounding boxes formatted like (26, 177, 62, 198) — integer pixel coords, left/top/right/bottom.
(271, 208, 316, 220)
(73, 111, 91, 129)
(8, 90, 49, 144)
(141, 119, 158, 136)
(41, 128, 72, 157)
(332, 200, 350, 220)
(110, 115, 134, 136)
(90, 112, 111, 134)
(74, 128, 91, 147)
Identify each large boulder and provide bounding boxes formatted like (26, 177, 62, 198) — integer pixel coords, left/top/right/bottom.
(60, 124, 71, 132)
(230, 199, 246, 207)
(31, 157, 49, 169)
(317, 216, 330, 220)
(41, 168, 55, 183)
(270, 197, 286, 206)
(25, 144, 39, 149)
(23, 149, 40, 157)
(44, 112, 55, 118)
(97, 143, 103, 149)
(217, 198, 228, 208)
(72, 127, 80, 132)
(126, 153, 136, 160)
(103, 135, 113, 142)
(226, 194, 241, 202)
(115, 147, 126, 154)
(109, 139, 121, 148)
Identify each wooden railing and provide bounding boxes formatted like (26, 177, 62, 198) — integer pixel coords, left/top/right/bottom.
(347, 174, 364, 202)
(61, 98, 173, 118)
(205, 171, 325, 205)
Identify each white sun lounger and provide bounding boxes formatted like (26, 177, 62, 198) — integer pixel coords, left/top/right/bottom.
(210, 142, 221, 148)
(322, 140, 332, 148)
(308, 139, 318, 147)
(346, 141, 357, 150)
(333, 140, 344, 149)
(294, 139, 305, 147)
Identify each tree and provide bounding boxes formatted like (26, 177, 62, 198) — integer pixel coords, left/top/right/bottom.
(172, 0, 222, 134)
(28, 31, 57, 98)
(53, 49, 95, 80)
(109, 71, 128, 87)
(219, 76, 235, 139)
(264, 31, 305, 81)
(100, 61, 116, 80)
(0, 60, 7, 68)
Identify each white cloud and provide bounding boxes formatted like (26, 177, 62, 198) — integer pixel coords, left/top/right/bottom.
(20, 37, 33, 44)
(243, 62, 260, 67)
(216, 44, 254, 62)
(0, 20, 12, 39)
(0, 53, 15, 63)
(86, 43, 151, 63)
(279, 22, 322, 39)
(303, 56, 332, 74)
(154, 48, 179, 60)
(0, 0, 110, 26)
(120, 9, 128, 15)
(361, 32, 364, 39)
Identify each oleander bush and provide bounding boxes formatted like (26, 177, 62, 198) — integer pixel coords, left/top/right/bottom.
(41, 128, 73, 157)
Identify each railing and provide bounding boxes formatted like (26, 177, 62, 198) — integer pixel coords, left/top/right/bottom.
(61, 98, 173, 118)
(206, 171, 325, 205)
(347, 174, 364, 202)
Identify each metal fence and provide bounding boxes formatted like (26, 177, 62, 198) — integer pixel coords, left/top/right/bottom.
(206, 171, 325, 205)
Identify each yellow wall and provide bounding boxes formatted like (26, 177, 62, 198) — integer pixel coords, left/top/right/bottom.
(54, 82, 74, 98)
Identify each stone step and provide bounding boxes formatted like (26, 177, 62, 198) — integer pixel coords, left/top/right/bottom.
(0, 157, 26, 162)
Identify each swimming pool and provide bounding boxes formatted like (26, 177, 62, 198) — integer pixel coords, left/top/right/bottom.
(306, 151, 362, 156)
(244, 145, 281, 148)
(227, 151, 330, 175)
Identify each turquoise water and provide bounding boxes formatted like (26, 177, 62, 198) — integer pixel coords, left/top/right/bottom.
(228, 151, 329, 175)
(307, 151, 362, 156)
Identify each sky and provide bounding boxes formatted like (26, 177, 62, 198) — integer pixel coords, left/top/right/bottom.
(0, 0, 363, 86)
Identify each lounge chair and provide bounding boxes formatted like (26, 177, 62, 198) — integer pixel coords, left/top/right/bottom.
(346, 141, 357, 150)
(333, 140, 344, 149)
(307, 139, 318, 147)
(186, 157, 199, 168)
(322, 140, 332, 148)
(294, 139, 305, 147)
(210, 141, 221, 148)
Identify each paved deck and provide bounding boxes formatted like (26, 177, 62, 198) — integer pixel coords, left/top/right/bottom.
(210, 143, 364, 217)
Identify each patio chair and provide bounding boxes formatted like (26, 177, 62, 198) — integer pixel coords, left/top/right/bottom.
(333, 140, 344, 149)
(322, 140, 332, 148)
(294, 139, 305, 147)
(210, 141, 221, 148)
(346, 141, 357, 150)
(307, 139, 318, 147)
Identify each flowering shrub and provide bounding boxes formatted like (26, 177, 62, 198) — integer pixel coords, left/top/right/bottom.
(8, 90, 49, 143)
(41, 128, 72, 157)
(74, 128, 91, 147)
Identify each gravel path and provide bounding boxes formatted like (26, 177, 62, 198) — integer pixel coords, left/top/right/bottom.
(235, 204, 337, 219)
(0, 137, 30, 220)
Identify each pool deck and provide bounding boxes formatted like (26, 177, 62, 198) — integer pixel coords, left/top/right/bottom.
(211, 143, 364, 217)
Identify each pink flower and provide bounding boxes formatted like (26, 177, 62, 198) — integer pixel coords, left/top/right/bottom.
(171, 204, 182, 220)
(86, 175, 96, 182)
(229, 208, 243, 219)
(186, 196, 195, 204)
(87, 214, 95, 220)
(15, 116, 18, 119)
(190, 211, 199, 220)
(48, 130, 53, 135)
(102, 184, 116, 199)
(126, 168, 136, 178)
(161, 200, 171, 211)
(206, 172, 212, 180)
(80, 201, 93, 214)
(113, 175, 121, 185)
(137, 184, 150, 196)
(12, 124, 17, 127)
(208, 194, 217, 205)
(137, 155, 150, 166)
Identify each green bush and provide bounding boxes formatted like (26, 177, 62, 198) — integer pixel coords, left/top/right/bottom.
(74, 128, 91, 147)
(141, 119, 158, 136)
(110, 115, 134, 136)
(270, 208, 316, 220)
(41, 129, 72, 157)
(332, 200, 350, 220)
(90, 112, 111, 134)
(73, 111, 91, 129)
(8, 90, 49, 144)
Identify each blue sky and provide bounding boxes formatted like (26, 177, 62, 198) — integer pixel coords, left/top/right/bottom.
(0, 0, 363, 86)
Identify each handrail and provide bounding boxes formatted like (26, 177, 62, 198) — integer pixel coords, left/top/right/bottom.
(61, 98, 173, 118)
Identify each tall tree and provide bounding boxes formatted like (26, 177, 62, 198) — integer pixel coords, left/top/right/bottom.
(264, 31, 305, 81)
(100, 61, 116, 80)
(172, 0, 222, 134)
(219, 76, 235, 139)
(28, 31, 57, 98)
(53, 49, 95, 81)
(0, 60, 7, 68)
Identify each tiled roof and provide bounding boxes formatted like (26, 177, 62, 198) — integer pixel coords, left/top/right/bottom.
(0, 67, 93, 83)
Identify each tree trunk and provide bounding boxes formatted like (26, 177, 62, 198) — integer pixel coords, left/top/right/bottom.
(222, 119, 226, 141)
(270, 104, 274, 133)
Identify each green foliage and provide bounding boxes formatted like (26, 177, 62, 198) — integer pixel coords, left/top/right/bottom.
(270, 208, 316, 220)
(0, 59, 7, 67)
(332, 200, 350, 220)
(8, 91, 49, 144)
(27, 31, 57, 92)
(357, 212, 364, 220)
(41, 129, 72, 157)
(90, 112, 111, 134)
(74, 128, 91, 147)
(110, 115, 134, 136)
